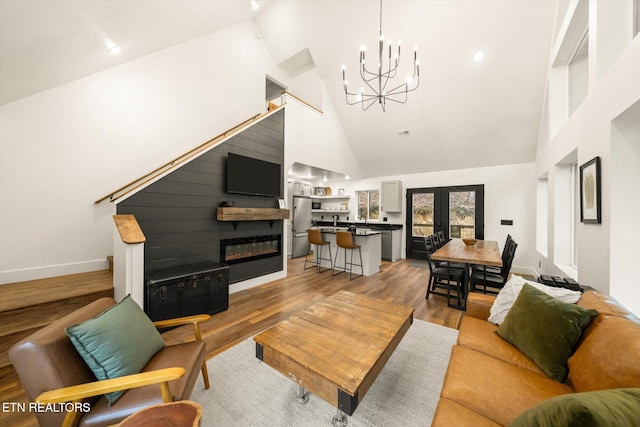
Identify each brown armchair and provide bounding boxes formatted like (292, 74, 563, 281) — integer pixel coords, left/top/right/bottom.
(9, 297, 210, 427)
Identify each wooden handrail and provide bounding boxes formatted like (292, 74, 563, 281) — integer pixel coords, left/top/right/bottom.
(282, 91, 323, 115)
(96, 105, 286, 204)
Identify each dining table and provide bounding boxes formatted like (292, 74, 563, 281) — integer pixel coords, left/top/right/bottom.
(430, 238, 503, 309)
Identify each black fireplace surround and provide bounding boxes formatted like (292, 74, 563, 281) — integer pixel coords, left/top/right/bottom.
(221, 234, 282, 265)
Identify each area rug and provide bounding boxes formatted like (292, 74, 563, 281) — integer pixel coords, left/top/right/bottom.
(191, 319, 458, 426)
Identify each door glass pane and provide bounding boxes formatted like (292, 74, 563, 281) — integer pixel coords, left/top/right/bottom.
(449, 191, 475, 238)
(412, 193, 434, 236)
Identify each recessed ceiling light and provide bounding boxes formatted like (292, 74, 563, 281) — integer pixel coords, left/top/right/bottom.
(108, 45, 122, 55)
(251, 0, 259, 11)
(473, 50, 485, 63)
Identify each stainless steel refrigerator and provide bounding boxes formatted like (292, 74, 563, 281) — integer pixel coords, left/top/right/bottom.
(292, 196, 312, 258)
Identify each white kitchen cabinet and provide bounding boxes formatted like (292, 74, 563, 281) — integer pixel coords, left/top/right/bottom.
(381, 180, 403, 212)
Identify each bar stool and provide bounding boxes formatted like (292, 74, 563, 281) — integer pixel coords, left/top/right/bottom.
(304, 229, 333, 273)
(333, 231, 363, 280)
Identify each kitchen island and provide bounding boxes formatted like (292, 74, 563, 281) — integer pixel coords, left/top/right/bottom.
(310, 227, 381, 276)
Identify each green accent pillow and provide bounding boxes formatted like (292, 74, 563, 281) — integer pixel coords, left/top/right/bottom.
(65, 295, 165, 405)
(509, 388, 640, 427)
(496, 284, 597, 381)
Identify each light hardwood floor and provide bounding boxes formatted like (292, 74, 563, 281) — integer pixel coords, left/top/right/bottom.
(162, 257, 464, 356)
(0, 257, 463, 427)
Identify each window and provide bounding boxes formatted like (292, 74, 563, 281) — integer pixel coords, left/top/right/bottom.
(536, 176, 548, 256)
(553, 150, 578, 279)
(635, 0, 640, 37)
(570, 163, 579, 268)
(356, 190, 379, 221)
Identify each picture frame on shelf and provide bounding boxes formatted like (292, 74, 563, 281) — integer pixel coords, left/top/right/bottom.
(338, 188, 345, 196)
(579, 156, 601, 224)
(278, 199, 286, 209)
(315, 187, 326, 196)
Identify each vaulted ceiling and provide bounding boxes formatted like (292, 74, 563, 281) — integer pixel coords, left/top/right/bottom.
(0, 0, 558, 178)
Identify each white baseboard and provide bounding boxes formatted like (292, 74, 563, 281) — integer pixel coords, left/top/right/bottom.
(0, 259, 110, 285)
(229, 271, 287, 294)
(510, 265, 538, 278)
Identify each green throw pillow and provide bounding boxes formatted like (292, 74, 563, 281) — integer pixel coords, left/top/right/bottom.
(509, 388, 640, 427)
(65, 295, 165, 405)
(496, 284, 597, 381)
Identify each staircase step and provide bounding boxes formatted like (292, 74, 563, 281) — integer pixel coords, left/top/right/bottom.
(0, 270, 114, 369)
(0, 270, 113, 312)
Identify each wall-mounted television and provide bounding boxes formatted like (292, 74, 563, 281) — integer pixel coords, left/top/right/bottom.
(226, 153, 281, 197)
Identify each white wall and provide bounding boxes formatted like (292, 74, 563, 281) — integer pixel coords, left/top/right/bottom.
(536, 0, 640, 315)
(284, 82, 362, 181)
(324, 162, 538, 276)
(0, 20, 290, 284)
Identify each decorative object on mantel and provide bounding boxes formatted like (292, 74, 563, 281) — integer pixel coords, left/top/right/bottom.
(220, 201, 235, 207)
(278, 199, 286, 209)
(325, 187, 332, 196)
(314, 187, 326, 196)
(579, 156, 601, 224)
(341, 0, 420, 111)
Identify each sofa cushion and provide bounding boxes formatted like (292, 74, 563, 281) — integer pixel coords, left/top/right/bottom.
(458, 316, 545, 375)
(568, 316, 640, 392)
(496, 284, 597, 381)
(440, 346, 573, 426)
(65, 295, 165, 405)
(508, 388, 640, 427)
(577, 290, 640, 320)
(488, 275, 582, 325)
(433, 398, 501, 427)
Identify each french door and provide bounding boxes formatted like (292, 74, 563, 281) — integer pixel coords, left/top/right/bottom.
(405, 185, 484, 260)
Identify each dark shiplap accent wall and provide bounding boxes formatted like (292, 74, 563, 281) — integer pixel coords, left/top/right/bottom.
(117, 110, 285, 284)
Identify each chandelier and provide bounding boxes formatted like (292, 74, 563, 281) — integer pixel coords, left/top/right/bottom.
(341, 0, 420, 111)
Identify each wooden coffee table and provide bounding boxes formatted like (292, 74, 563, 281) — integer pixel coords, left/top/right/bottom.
(254, 290, 414, 426)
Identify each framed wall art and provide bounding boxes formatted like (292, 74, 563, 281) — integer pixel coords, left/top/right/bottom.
(579, 156, 601, 224)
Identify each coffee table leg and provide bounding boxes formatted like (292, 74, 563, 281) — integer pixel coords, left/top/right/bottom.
(295, 385, 309, 404)
(332, 408, 348, 427)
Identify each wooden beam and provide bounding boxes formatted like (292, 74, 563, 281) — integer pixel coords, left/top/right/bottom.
(216, 208, 290, 222)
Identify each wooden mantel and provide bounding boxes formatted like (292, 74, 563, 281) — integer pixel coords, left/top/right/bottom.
(216, 208, 290, 222)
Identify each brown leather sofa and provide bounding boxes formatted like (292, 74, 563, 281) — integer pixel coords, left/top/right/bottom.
(9, 297, 209, 427)
(433, 290, 640, 426)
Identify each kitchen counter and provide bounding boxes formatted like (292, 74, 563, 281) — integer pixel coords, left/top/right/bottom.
(314, 221, 403, 231)
(316, 227, 381, 236)
(309, 227, 381, 276)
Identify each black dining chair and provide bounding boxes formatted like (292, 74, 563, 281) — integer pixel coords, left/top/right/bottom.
(470, 241, 517, 294)
(424, 236, 466, 309)
(472, 234, 512, 276)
